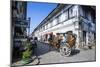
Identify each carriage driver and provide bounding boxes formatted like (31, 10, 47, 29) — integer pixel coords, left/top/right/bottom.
(67, 32, 76, 48)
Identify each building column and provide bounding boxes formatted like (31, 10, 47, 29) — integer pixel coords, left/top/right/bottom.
(76, 29, 83, 49)
(75, 30, 80, 49)
(73, 29, 80, 49)
(86, 32, 89, 46)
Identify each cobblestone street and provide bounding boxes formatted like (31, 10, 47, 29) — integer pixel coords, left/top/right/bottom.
(28, 41, 96, 65)
(10, 1, 96, 67)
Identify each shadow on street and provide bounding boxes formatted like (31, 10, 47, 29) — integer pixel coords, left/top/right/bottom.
(70, 49, 80, 56)
(36, 42, 56, 56)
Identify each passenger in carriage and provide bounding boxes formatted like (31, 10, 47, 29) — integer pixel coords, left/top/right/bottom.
(60, 33, 67, 46)
(48, 34, 53, 42)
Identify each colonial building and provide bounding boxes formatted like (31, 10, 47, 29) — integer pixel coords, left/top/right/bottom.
(12, 1, 30, 62)
(32, 4, 96, 49)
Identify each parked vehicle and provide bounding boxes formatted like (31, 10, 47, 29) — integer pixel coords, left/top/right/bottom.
(48, 31, 76, 56)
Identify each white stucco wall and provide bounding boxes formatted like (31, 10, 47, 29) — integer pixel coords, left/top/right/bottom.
(33, 5, 95, 49)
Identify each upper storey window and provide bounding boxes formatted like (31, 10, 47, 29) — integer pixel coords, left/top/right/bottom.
(69, 6, 74, 18)
(52, 18, 57, 26)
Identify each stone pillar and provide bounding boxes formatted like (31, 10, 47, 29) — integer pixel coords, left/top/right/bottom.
(76, 31, 80, 49)
(73, 29, 80, 49)
(86, 32, 89, 46)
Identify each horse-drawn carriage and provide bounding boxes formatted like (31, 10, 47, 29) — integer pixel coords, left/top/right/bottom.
(48, 31, 76, 56)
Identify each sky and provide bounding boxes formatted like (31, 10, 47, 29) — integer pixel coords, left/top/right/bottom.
(27, 2, 58, 34)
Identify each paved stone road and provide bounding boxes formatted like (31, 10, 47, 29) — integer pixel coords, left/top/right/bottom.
(28, 41, 96, 65)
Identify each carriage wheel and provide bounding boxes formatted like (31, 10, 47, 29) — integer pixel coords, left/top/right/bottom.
(60, 45, 71, 57)
(64, 47, 71, 56)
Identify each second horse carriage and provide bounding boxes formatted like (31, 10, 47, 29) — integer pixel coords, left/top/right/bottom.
(48, 31, 77, 56)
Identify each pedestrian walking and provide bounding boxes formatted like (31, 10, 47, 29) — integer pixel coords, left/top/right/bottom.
(31, 37, 40, 64)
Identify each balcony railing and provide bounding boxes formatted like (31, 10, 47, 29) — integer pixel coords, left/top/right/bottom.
(13, 17, 30, 28)
(14, 38, 27, 42)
